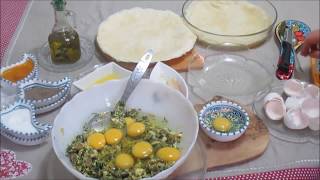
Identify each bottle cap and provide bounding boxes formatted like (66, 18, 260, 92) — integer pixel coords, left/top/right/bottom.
(51, 0, 66, 11)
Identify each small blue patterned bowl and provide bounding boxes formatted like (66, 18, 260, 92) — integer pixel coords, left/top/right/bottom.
(199, 100, 250, 142)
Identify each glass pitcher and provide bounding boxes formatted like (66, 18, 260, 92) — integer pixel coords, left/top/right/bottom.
(48, 0, 81, 64)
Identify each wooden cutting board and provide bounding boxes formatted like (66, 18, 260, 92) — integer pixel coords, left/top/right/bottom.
(170, 96, 269, 177)
(96, 42, 204, 72)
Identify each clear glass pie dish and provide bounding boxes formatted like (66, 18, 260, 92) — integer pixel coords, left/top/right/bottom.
(253, 83, 320, 144)
(182, 0, 278, 47)
(187, 46, 273, 106)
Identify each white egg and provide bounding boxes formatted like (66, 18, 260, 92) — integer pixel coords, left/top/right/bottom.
(263, 92, 283, 105)
(264, 99, 286, 120)
(304, 84, 319, 98)
(284, 108, 309, 130)
(283, 79, 304, 97)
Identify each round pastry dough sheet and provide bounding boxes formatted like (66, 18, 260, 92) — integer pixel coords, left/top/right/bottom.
(97, 8, 197, 63)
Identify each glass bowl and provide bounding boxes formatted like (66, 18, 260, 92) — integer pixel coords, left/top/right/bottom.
(182, 0, 278, 47)
(187, 49, 273, 106)
(253, 83, 320, 144)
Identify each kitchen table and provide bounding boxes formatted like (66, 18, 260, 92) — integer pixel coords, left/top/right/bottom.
(1, 0, 319, 179)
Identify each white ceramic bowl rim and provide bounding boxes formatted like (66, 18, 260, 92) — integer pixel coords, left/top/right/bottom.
(150, 62, 189, 98)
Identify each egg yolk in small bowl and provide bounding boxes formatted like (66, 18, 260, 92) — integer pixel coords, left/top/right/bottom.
(212, 117, 232, 132)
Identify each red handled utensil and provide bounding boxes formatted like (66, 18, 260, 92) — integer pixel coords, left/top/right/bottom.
(274, 20, 311, 80)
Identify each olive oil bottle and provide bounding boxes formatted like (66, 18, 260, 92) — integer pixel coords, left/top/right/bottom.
(49, 0, 81, 64)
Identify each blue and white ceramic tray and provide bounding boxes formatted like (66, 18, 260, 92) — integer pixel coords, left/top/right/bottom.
(1, 53, 39, 90)
(199, 100, 250, 142)
(18, 77, 71, 107)
(34, 92, 70, 114)
(1, 130, 50, 146)
(0, 99, 52, 142)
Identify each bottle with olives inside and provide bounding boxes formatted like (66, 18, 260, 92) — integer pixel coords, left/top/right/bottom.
(49, 0, 81, 64)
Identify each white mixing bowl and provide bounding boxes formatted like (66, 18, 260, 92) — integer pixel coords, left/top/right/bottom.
(52, 79, 198, 179)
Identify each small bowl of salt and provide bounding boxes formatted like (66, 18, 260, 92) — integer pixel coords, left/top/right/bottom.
(0, 99, 51, 139)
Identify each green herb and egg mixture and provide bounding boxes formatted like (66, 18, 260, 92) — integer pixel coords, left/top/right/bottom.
(67, 104, 182, 180)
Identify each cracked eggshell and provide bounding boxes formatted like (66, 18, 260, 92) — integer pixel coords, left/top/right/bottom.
(263, 92, 283, 105)
(301, 98, 319, 119)
(285, 96, 302, 110)
(264, 99, 286, 120)
(304, 84, 319, 98)
(283, 79, 304, 97)
(284, 108, 309, 130)
(308, 117, 320, 131)
(301, 97, 319, 131)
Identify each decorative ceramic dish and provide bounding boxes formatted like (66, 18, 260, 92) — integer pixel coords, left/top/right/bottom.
(73, 62, 131, 91)
(1, 130, 50, 146)
(18, 77, 71, 107)
(34, 92, 70, 114)
(188, 53, 272, 105)
(253, 82, 320, 144)
(275, 20, 311, 50)
(1, 53, 39, 90)
(150, 62, 188, 98)
(199, 100, 250, 142)
(0, 99, 52, 139)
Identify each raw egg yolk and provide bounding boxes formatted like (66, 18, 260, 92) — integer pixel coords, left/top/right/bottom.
(87, 133, 106, 150)
(93, 73, 120, 85)
(132, 141, 153, 158)
(156, 147, 181, 162)
(212, 117, 232, 132)
(115, 153, 134, 169)
(124, 117, 135, 127)
(104, 128, 123, 145)
(127, 122, 145, 137)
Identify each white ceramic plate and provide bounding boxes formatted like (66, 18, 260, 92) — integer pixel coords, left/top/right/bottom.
(52, 79, 198, 180)
(150, 62, 188, 98)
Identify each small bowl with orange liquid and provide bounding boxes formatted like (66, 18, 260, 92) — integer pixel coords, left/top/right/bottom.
(1, 53, 39, 90)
